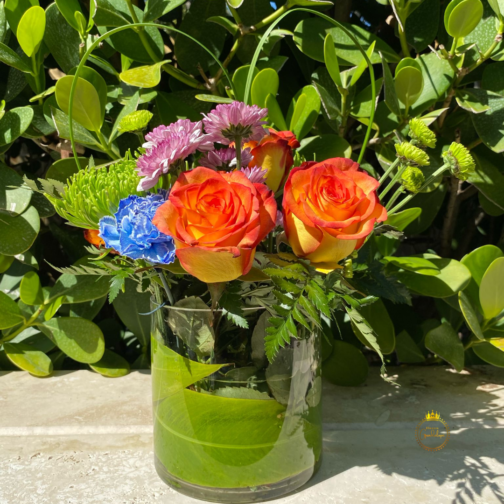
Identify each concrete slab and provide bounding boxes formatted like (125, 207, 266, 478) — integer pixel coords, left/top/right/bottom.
(1, 366, 503, 503)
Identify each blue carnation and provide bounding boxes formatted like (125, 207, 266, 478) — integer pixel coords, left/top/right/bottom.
(98, 191, 175, 265)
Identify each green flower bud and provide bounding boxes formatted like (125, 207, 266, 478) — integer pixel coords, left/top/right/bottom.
(343, 259, 353, 278)
(49, 153, 142, 229)
(401, 166, 425, 193)
(408, 118, 437, 149)
(117, 110, 153, 133)
(395, 142, 430, 166)
(442, 142, 475, 181)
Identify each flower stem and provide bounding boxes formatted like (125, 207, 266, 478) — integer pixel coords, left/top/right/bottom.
(378, 157, 401, 187)
(253, 3, 288, 30)
(398, 24, 410, 57)
(388, 164, 450, 215)
(161, 63, 206, 90)
(96, 130, 120, 160)
(380, 163, 407, 199)
(386, 186, 404, 211)
(156, 268, 174, 305)
(235, 135, 242, 168)
(1, 305, 45, 342)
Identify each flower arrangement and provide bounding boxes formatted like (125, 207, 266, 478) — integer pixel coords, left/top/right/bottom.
(35, 100, 476, 366)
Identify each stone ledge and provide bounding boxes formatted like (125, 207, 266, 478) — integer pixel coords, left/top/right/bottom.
(1, 366, 503, 503)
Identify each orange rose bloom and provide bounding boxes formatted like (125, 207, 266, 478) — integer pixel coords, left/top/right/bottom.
(153, 167, 277, 283)
(246, 129, 299, 192)
(282, 158, 387, 271)
(84, 229, 105, 247)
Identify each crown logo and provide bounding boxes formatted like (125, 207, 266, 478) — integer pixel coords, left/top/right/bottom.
(424, 410, 441, 421)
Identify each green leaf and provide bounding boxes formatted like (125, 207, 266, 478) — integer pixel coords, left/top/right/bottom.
(45, 157, 88, 183)
(67, 295, 107, 320)
(167, 297, 215, 357)
(288, 85, 321, 140)
(406, 0, 440, 53)
(55, 75, 103, 132)
(425, 322, 464, 371)
(251, 68, 279, 109)
(382, 59, 401, 117)
(470, 92, 504, 153)
(19, 271, 43, 305)
(466, 150, 504, 210)
(265, 93, 287, 131)
(0, 163, 32, 215)
(345, 305, 385, 374)
(144, 0, 186, 22)
(350, 41, 375, 87)
(0, 291, 24, 329)
(43, 295, 63, 321)
(479, 257, 504, 320)
(3, 341, 53, 376)
(0, 42, 32, 72)
(298, 134, 352, 160)
(305, 281, 330, 317)
(459, 291, 484, 340)
(411, 53, 455, 115)
(0, 107, 34, 146)
(112, 278, 150, 348)
(174, 0, 227, 74)
(445, 0, 484, 38)
(40, 317, 105, 363)
(264, 315, 297, 362)
(4, 0, 38, 34)
(17, 5, 45, 57)
(473, 340, 504, 367)
(395, 330, 425, 363)
(119, 61, 166, 88)
(195, 94, 233, 104)
(90, 349, 130, 377)
(293, 17, 399, 65)
(323, 33, 342, 88)
(461, 244, 503, 311)
(383, 256, 441, 276)
(394, 255, 471, 298)
(386, 208, 422, 231)
(0, 254, 15, 274)
(44, 3, 80, 73)
(55, 0, 84, 33)
(351, 299, 396, 354)
(323, 340, 368, 386)
(455, 89, 490, 113)
(51, 271, 110, 304)
(395, 57, 424, 109)
(0, 205, 40, 256)
(233, 65, 258, 102)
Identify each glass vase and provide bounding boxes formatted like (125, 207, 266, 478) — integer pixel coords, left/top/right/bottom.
(151, 296, 322, 503)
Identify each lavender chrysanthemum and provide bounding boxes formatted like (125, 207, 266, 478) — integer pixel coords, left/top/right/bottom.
(136, 119, 213, 191)
(202, 101, 268, 145)
(199, 147, 252, 170)
(240, 165, 267, 184)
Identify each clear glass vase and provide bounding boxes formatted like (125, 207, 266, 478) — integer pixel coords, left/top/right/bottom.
(151, 295, 322, 503)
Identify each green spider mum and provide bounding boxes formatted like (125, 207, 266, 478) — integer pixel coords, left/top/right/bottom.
(49, 154, 142, 229)
(401, 166, 425, 193)
(442, 142, 476, 181)
(395, 142, 430, 166)
(408, 118, 437, 149)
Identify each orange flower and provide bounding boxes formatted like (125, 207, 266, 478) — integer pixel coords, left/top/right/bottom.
(153, 167, 277, 283)
(282, 158, 387, 271)
(84, 229, 105, 247)
(245, 129, 299, 192)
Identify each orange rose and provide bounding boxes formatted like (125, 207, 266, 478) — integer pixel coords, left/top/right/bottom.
(246, 129, 299, 192)
(153, 167, 277, 283)
(84, 229, 105, 247)
(282, 158, 387, 271)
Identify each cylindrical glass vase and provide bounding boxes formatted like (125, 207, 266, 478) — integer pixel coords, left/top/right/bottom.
(151, 298, 322, 503)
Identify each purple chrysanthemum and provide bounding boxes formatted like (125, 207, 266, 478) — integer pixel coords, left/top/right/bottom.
(202, 101, 268, 145)
(199, 147, 252, 170)
(275, 210, 284, 228)
(240, 165, 267, 184)
(136, 119, 213, 191)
